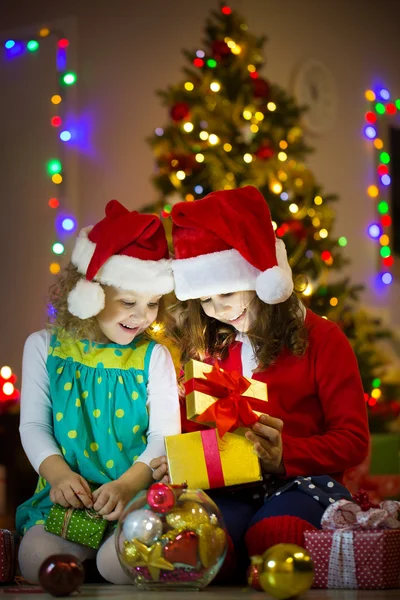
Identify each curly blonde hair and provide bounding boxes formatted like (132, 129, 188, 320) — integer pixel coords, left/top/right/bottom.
(48, 262, 167, 341)
(175, 292, 308, 371)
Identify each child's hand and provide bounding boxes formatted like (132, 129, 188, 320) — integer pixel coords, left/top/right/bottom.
(149, 456, 169, 483)
(92, 480, 135, 521)
(245, 414, 285, 475)
(49, 472, 93, 509)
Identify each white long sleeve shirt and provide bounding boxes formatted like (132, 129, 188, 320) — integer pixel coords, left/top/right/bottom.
(19, 330, 181, 473)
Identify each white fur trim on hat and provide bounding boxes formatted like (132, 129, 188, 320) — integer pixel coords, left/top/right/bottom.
(172, 248, 260, 301)
(68, 279, 105, 319)
(255, 239, 293, 304)
(172, 239, 293, 304)
(71, 227, 174, 295)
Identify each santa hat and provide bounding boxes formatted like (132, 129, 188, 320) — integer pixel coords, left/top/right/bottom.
(68, 199, 174, 319)
(171, 186, 293, 304)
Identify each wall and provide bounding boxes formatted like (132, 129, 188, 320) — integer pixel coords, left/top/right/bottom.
(1, 0, 400, 374)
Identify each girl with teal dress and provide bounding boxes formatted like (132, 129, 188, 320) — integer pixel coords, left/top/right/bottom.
(16, 200, 180, 584)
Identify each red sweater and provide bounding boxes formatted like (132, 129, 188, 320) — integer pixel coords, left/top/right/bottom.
(180, 310, 369, 483)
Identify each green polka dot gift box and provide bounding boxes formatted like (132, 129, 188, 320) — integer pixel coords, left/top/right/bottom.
(44, 504, 108, 549)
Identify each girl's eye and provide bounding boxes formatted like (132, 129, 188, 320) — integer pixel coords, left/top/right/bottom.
(121, 301, 135, 307)
(200, 298, 211, 304)
(148, 302, 159, 309)
(221, 293, 233, 298)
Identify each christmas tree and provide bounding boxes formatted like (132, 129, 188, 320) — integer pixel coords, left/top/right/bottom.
(146, 3, 400, 432)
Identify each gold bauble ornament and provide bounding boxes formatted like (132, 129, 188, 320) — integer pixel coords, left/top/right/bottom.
(166, 501, 210, 530)
(258, 543, 314, 600)
(197, 523, 227, 568)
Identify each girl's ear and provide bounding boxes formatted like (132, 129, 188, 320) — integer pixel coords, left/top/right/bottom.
(68, 279, 105, 319)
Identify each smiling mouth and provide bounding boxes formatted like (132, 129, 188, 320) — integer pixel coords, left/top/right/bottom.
(229, 307, 246, 323)
(119, 323, 140, 332)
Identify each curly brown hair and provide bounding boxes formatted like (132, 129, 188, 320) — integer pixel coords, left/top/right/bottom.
(177, 292, 308, 371)
(48, 262, 167, 341)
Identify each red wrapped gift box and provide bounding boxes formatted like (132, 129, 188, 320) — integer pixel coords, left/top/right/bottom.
(304, 529, 400, 589)
(0, 529, 18, 583)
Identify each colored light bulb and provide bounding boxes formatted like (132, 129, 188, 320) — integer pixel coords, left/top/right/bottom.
(27, 40, 39, 52)
(61, 217, 76, 232)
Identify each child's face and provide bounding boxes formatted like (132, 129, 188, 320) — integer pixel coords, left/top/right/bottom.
(199, 291, 258, 333)
(96, 287, 161, 344)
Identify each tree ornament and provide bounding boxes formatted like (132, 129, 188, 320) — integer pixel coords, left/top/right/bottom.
(251, 77, 270, 99)
(147, 482, 176, 514)
(170, 102, 190, 122)
(38, 554, 84, 597)
(255, 142, 274, 160)
(164, 531, 198, 567)
(197, 523, 227, 568)
(258, 543, 314, 600)
(211, 40, 230, 59)
(166, 500, 210, 530)
(247, 555, 264, 591)
(122, 508, 163, 544)
(130, 539, 174, 581)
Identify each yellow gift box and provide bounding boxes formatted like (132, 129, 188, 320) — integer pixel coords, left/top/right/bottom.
(165, 428, 263, 490)
(184, 359, 268, 435)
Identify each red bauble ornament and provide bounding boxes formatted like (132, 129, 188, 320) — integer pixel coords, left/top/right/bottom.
(251, 77, 270, 99)
(255, 143, 274, 160)
(164, 531, 198, 567)
(147, 482, 176, 514)
(211, 40, 231, 59)
(247, 555, 263, 591)
(39, 554, 85, 597)
(170, 102, 190, 122)
(287, 220, 307, 241)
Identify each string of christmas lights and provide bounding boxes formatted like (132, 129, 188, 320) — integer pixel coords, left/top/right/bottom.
(364, 87, 397, 286)
(4, 28, 78, 280)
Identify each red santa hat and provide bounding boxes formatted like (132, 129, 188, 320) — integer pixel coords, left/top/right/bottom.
(171, 186, 293, 304)
(68, 199, 174, 319)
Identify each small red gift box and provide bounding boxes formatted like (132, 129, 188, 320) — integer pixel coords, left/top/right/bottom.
(304, 498, 400, 589)
(304, 529, 400, 589)
(0, 529, 18, 583)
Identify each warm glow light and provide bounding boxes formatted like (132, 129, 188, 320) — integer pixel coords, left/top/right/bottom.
(50, 262, 61, 274)
(183, 122, 194, 132)
(278, 152, 287, 162)
(255, 111, 264, 121)
(248, 64, 256, 72)
(314, 195, 323, 205)
(195, 153, 204, 162)
(3, 382, 14, 396)
(243, 153, 253, 163)
(176, 170, 186, 180)
(224, 143, 232, 152)
(279, 141, 288, 149)
(330, 297, 338, 307)
(289, 203, 299, 213)
(199, 131, 209, 140)
(267, 102, 276, 111)
(250, 124, 259, 133)
(39, 28, 50, 37)
(320, 228, 328, 238)
(365, 89, 376, 101)
(51, 94, 62, 105)
(52, 174, 62, 184)
(210, 81, 221, 92)
(367, 185, 379, 198)
(303, 283, 313, 296)
(374, 139, 384, 150)
(184, 82, 194, 91)
(208, 134, 219, 145)
(272, 221, 277, 231)
(0, 366, 12, 379)
(243, 110, 252, 120)
(371, 388, 382, 399)
(271, 182, 283, 194)
(379, 234, 389, 246)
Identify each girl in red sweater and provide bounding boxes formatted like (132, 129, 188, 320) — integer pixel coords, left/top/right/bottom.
(152, 186, 369, 576)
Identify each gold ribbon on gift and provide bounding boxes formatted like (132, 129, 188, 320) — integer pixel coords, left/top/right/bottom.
(60, 507, 102, 539)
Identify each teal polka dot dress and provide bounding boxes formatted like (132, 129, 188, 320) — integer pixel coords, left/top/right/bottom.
(16, 333, 155, 535)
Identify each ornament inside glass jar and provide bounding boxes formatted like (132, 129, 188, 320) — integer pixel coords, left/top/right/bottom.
(116, 483, 228, 590)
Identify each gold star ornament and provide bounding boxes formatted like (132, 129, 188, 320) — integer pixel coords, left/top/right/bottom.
(132, 539, 174, 581)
